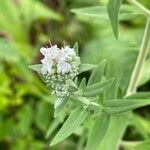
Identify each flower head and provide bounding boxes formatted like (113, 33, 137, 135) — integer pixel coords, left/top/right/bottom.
(40, 44, 80, 98)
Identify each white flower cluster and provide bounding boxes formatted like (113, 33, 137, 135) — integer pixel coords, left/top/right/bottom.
(40, 45, 80, 97)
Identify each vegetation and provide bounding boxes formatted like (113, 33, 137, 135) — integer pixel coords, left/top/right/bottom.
(0, 0, 150, 150)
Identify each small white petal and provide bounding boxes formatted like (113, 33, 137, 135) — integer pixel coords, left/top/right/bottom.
(40, 47, 48, 55)
(57, 61, 71, 74)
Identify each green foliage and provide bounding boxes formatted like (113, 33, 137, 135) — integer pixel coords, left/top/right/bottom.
(0, 0, 150, 149)
(103, 99, 150, 113)
(71, 5, 141, 21)
(107, 0, 122, 38)
(86, 113, 110, 150)
(50, 108, 89, 146)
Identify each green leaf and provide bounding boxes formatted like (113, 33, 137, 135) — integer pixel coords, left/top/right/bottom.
(35, 101, 51, 131)
(66, 80, 78, 92)
(86, 113, 110, 150)
(83, 78, 115, 97)
(107, 0, 122, 38)
(28, 64, 42, 72)
(123, 140, 150, 150)
(73, 42, 79, 55)
(126, 92, 150, 99)
(138, 59, 150, 86)
(50, 108, 89, 146)
(103, 99, 150, 114)
(54, 97, 68, 118)
(79, 78, 86, 90)
(99, 113, 130, 150)
(71, 5, 140, 21)
(131, 113, 150, 139)
(88, 60, 106, 86)
(0, 38, 19, 62)
(79, 63, 97, 73)
(45, 119, 62, 139)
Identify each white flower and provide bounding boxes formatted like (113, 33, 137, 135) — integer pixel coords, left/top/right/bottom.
(57, 61, 71, 75)
(41, 57, 53, 74)
(39, 44, 80, 98)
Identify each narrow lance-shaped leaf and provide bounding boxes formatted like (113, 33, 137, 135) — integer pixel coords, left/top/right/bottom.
(28, 64, 42, 72)
(107, 0, 122, 38)
(83, 78, 115, 97)
(73, 42, 79, 55)
(45, 119, 61, 139)
(54, 97, 68, 118)
(98, 112, 130, 150)
(103, 99, 150, 114)
(71, 5, 141, 21)
(50, 108, 89, 146)
(88, 60, 106, 86)
(125, 92, 150, 99)
(79, 63, 97, 73)
(79, 78, 86, 90)
(86, 113, 110, 150)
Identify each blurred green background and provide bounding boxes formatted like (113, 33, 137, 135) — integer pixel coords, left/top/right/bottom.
(0, 0, 150, 150)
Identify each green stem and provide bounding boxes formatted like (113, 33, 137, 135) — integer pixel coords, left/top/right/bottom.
(126, 18, 150, 96)
(127, 0, 150, 17)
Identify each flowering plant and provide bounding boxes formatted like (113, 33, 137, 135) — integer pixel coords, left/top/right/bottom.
(29, 37, 150, 149)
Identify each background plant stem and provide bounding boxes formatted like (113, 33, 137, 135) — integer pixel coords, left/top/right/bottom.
(127, 0, 150, 17)
(126, 17, 150, 96)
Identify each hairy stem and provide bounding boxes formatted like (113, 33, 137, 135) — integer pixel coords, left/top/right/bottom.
(127, 0, 150, 17)
(126, 18, 150, 96)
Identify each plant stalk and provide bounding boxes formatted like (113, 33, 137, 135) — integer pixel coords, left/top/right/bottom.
(126, 17, 150, 96)
(127, 0, 150, 17)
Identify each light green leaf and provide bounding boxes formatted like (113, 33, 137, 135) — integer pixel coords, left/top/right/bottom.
(86, 113, 110, 150)
(123, 140, 150, 150)
(126, 92, 150, 99)
(107, 0, 122, 38)
(79, 78, 86, 90)
(0, 38, 19, 62)
(99, 113, 130, 150)
(28, 64, 42, 72)
(88, 60, 106, 86)
(66, 80, 78, 92)
(138, 59, 150, 86)
(79, 63, 97, 73)
(73, 42, 79, 55)
(50, 108, 89, 146)
(54, 97, 68, 118)
(71, 5, 140, 21)
(131, 113, 150, 139)
(83, 78, 115, 97)
(46, 119, 62, 139)
(103, 99, 150, 114)
(35, 101, 51, 131)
